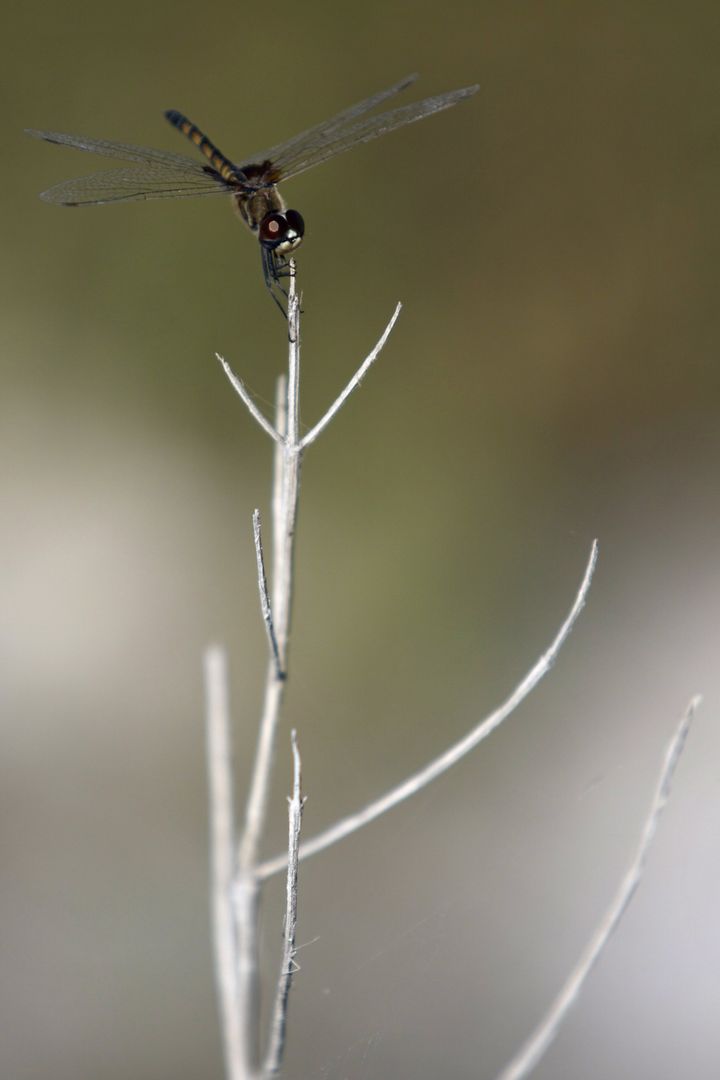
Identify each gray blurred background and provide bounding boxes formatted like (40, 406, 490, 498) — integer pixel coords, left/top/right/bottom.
(3, 2, 720, 1078)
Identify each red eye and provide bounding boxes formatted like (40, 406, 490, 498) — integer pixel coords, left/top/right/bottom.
(259, 211, 305, 251)
(259, 213, 280, 241)
(259, 213, 288, 246)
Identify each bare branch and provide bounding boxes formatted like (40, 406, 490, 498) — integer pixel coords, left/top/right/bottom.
(272, 375, 288, 586)
(495, 695, 700, 1080)
(239, 267, 302, 875)
(271, 264, 302, 670)
(228, 270, 303, 1079)
(257, 540, 599, 881)
(252, 510, 283, 679)
(286, 269, 301, 448)
(203, 645, 248, 1080)
(300, 302, 403, 449)
(216, 352, 283, 444)
(263, 731, 306, 1076)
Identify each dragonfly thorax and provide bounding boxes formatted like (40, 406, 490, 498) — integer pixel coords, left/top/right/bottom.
(234, 185, 285, 234)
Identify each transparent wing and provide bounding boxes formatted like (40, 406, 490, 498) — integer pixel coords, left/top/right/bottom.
(38, 168, 233, 206)
(240, 73, 420, 167)
(239, 83, 479, 183)
(26, 128, 217, 169)
(26, 128, 233, 205)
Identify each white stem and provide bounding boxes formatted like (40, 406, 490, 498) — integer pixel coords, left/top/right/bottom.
(203, 646, 250, 1079)
(495, 695, 700, 1080)
(272, 376, 288, 595)
(232, 870, 260, 1076)
(273, 278, 302, 667)
(207, 267, 302, 1080)
(239, 266, 302, 876)
(257, 540, 599, 881)
(263, 731, 305, 1076)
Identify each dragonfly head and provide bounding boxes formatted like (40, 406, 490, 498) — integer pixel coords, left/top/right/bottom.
(259, 209, 305, 257)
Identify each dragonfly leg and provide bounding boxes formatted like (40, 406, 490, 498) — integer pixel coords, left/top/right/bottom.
(261, 247, 290, 318)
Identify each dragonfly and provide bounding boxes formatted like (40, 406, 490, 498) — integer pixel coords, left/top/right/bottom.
(27, 75, 479, 313)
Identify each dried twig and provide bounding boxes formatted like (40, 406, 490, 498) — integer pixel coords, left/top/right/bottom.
(300, 302, 402, 449)
(257, 539, 599, 881)
(495, 695, 700, 1080)
(263, 731, 306, 1076)
(216, 353, 283, 444)
(237, 270, 301, 876)
(252, 509, 283, 679)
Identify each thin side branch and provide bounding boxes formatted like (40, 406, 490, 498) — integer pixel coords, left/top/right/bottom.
(300, 302, 402, 449)
(257, 540, 599, 881)
(495, 695, 700, 1080)
(252, 509, 283, 679)
(263, 731, 306, 1076)
(203, 645, 248, 1080)
(216, 352, 283, 444)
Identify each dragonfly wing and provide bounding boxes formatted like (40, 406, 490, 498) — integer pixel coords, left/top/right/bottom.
(263, 84, 479, 183)
(236, 74, 420, 171)
(39, 166, 231, 206)
(26, 128, 211, 170)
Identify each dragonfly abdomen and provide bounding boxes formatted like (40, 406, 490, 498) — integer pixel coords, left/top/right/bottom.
(164, 110, 237, 181)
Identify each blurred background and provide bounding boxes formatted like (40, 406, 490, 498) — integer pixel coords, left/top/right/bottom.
(3, 2, 720, 1077)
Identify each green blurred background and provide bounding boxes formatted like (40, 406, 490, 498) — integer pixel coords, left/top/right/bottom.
(3, 2, 720, 1077)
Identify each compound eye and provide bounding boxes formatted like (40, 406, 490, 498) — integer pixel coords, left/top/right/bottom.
(285, 209, 305, 238)
(259, 212, 288, 249)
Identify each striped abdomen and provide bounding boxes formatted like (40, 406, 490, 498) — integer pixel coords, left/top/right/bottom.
(164, 110, 237, 182)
